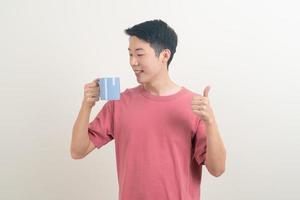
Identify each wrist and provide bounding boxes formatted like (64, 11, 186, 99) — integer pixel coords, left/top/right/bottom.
(205, 118, 217, 127)
(81, 102, 93, 112)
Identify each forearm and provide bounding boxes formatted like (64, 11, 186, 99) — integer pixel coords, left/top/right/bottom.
(71, 103, 92, 157)
(205, 120, 226, 177)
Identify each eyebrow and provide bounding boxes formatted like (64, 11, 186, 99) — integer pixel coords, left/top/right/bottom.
(128, 48, 145, 51)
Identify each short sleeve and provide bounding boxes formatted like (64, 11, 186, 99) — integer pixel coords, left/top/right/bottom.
(192, 119, 207, 165)
(88, 101, 114, 149)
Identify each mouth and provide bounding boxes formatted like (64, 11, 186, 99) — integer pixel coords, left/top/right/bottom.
(134, 70, 144, 75)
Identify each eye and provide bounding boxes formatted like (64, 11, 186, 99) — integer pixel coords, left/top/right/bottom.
(137, 54, 144, 57)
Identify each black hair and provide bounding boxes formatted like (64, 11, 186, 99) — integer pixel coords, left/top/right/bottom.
(125, 19, 178, 69)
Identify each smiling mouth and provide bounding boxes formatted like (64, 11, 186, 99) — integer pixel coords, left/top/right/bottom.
(134, 70, 144, 74)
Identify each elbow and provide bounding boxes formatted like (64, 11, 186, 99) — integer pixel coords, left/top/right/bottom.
(210, 168, 225, 177)
(70, 148, 85, 160)
(207, 150, 227, 177)
(71, 152, 84, 160)
(206, 161, 226, 177)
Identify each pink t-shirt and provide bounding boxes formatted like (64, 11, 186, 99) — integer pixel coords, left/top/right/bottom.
(88, 85, 207, 200)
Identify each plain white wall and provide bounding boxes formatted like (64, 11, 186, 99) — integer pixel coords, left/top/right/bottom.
(1, 0, 300, 199)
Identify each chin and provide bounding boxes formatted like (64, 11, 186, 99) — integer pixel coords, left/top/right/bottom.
(136, 77, 144, 83)
(136, 75, 150, 85)
(137, 79, 144, 84)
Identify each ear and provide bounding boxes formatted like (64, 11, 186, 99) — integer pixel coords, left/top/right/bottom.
(160, 49, 171, 64)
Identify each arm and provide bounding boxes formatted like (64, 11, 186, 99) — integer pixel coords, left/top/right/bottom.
(70, 104, 96, 159)
(192, 86, 226, 177)
(70, 79, 100, 159)
(204, 120, 226, 177)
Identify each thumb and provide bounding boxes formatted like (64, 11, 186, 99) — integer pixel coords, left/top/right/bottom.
(203, 85, 211, 97)
(88, 78, 100, 87)
(93, 78, 100, 83)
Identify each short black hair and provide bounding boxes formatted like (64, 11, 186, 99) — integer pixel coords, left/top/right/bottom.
(125, 19, 178, 69)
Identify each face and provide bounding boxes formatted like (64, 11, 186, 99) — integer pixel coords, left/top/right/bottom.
(128, 36, 170, 84)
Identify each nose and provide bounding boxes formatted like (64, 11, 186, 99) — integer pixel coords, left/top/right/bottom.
(130, 55, 138, 66)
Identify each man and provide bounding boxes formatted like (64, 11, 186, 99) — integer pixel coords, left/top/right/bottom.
(71, 19, 226, 200)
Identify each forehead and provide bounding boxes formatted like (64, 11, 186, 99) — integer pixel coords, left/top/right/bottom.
(128, 36, 151, 51)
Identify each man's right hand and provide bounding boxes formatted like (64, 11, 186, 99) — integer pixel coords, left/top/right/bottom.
(82, 78, 100, 109)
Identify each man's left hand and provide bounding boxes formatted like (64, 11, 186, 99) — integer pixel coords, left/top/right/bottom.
(191, 86, 215, 125)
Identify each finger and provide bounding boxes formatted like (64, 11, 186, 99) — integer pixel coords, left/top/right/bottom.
(85, 87, 99, 94)
(192, 96, 204, 101)
(90, 81, 99, 87)
(86, 96, 99, 102)
(93, 78, 100, 85)
(86, 79, 100, 88)
(192, 109, 208, 118)
(191, 105, 207, 111)
(192, 105, 206, 111)
(84, 83, 90, 89)
(191, 103, 206, 109)
(191, 99, 206, 104)
(192, 99, 208, 106)
(192, 105, 200, 110)
(86, 92, 99, 98)
(85, 83, 95, 89)
(86, 89, 100, 96)
(93, 78, 100, 82)
(203, 86, 211, 97)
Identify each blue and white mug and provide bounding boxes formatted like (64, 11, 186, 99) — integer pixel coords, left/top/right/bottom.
(98, 77, 120, 100)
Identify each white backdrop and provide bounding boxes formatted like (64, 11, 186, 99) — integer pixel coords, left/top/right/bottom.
(1, 0, 300, 199)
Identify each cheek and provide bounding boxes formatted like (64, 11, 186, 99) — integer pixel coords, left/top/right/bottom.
(140, 58, 160, 73)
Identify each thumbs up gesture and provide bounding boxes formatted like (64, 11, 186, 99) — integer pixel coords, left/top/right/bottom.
(192, 86, 215, 125)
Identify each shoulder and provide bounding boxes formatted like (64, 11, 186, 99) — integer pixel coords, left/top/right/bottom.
(120, 85, 141, 98)
(182, 86, 201, 99)
(109, 85, 141, 107)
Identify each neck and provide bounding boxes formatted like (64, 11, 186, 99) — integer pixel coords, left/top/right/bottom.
(142, 68, 181, 96)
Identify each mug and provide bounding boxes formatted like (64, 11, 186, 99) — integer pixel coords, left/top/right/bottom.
(98, 77, 120, 100)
